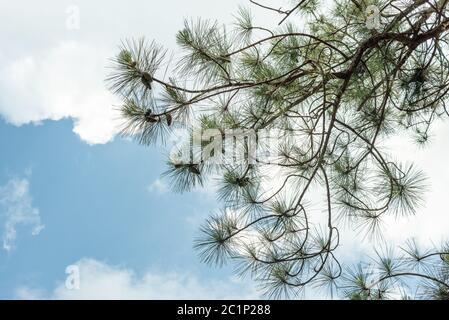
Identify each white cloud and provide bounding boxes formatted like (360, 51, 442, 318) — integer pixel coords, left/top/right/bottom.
(147, 179, 169, 194)
(0, 0, 251, 145)
(320, 121, 449, 262)
(380, 120, 449, 244)
(0, 41, 120, 145)
(16, 258, 260, 300)
(0, 177, 44, 251)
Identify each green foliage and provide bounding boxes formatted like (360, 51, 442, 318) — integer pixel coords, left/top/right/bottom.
(107, 38, 166, 97)
(108, 0, 449, 299)
(176, 19, 232, 84)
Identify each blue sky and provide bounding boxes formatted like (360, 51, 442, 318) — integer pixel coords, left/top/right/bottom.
(0, 118, 261, 299)
(0, 119, 192, 289)
(0, 0, 448, 299)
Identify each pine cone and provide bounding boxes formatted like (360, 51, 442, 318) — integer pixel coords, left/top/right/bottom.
(141, 72, 153, 90)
